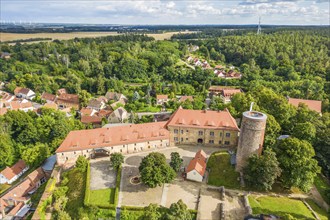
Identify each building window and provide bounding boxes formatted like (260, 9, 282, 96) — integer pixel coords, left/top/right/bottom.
(181, 130, 184, 134)
(111, 147, 113, 150)
(123, 145, 125, 148)
(226, 133, 231, 137)
(186, 130, 189, 132)
(209, 140, 214, 144)
(219, 140, 222, 144)
(186, 138, 188, 141)
(87, 150, 89, 153)
(174, 137, 178, 142)
(219, 132, 222, 137)
(198, 131, 203, 136)
(174, 129, 178, 134)
(225, 141, 230, 145)
(120, 149, 122, 152)
(62, 153, 64, 156)
(181, 138, 183, 142)
(134, 143, 136, 146)
(210, 131, 214, 136)
(74, 151, 76, 154)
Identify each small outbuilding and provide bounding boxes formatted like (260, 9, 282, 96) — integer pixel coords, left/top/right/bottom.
(186, 150, 207, 182)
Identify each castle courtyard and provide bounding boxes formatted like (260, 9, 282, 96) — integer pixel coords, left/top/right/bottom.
(118, 146, 222, 209)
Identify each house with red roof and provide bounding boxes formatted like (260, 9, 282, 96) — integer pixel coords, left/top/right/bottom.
(55, 122, 170, 165)
(0, 160, 29, 184)
(13, 87, 36, 100)
(156, 95, 169, 105)
(0, 167, 46, 219)
(165, 107, 239, 147)
(186, 150, 207, 182)
(288, 97, 322, 114)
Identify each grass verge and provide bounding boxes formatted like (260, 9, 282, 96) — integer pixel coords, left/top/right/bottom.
(248, 195, 315, 219)
(305, 199, 329, 220)
(314, 174, 330, 204)
(206, 151, 240, 189)
(89, 188, 116, 207)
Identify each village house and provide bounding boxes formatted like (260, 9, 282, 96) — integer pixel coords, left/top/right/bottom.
(96, 109, 113, 118)
(55, 122, 170, 165)
(0, 168, 46, 219)
(56, 93, 79, 110)
(41, 92, 56, 103)
(81, 115, 103, 128)
(14, 87, 36, 100)
(80, 107, 97, 116)
(0, 91, 15, 105)
(186, 150, 207, 182)
(208, 86, 242, 103)
(0, 160, 29, 184)
(179, 96, 194, 103)
(5, 101, 34, 112)
(165, 107, 239, 147)
(288, 97, 322, 114)
(108, 107, 128, 123)
(105, 92, 128, 103)
(87, 98, 106, 111)
(156, 95, 169, 105)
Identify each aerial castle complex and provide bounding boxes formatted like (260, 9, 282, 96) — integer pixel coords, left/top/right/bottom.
(235, 110, 267, 172)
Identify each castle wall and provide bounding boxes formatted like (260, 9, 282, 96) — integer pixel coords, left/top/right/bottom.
(56, 139, 170, 165)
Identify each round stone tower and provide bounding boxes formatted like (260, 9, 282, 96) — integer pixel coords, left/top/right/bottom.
(236, 111, 267, 172)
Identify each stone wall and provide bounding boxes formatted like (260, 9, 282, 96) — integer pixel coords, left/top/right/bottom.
(56, 139, 170, 165)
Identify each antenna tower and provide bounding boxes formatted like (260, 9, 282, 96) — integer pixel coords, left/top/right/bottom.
(257, 16, 261, 35)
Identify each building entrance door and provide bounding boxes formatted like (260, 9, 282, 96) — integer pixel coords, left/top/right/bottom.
(197, 138, 203, 144)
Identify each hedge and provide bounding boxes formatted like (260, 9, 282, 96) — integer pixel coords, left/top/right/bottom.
(84, 164, 122, 209)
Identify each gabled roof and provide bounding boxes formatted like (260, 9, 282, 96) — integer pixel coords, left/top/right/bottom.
(222, 89, 242, 97)
(81, 115, 103, 124)
(288, 98, 322, 113)
(186, 150, 207, 177)
(80, 107, 95, 116)
(41, 92, 56, 102)
(56, 122, 169, 153)
(165, 107, 239, 131)
(57, 93, 79, 105)
(0, 160, 27, 180)
(179, 96, 194, 102)
(87, 99, 104, 108)
(157, 95, 168, 100)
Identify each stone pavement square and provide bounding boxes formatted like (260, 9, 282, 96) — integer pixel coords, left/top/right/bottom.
(90, 159, 117, 190)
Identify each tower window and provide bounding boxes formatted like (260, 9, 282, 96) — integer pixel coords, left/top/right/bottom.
(210, 131, 214, 136)
(226, 133, 231, 137)
(198, 131, 203, 136)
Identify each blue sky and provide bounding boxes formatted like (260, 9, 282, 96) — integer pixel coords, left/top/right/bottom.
(1, 0, 329, 25)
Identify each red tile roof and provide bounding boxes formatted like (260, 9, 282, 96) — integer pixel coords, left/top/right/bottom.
(57, 93, 79, 105)
(41, 92, 56, 102)
(80, 107, 94, 116)
(186, 150, 207, 176)
(166, 107, 239, 131)
(222, 89, 242, 97)
(0, 160, 27, 180)
(81, 115, 102, 124)
(97, 109, 113, 118)
(157, 95, 168, 100)
(179, 96, 194, 102)
(56, 121, 169, 153)
(288, 98, 322, 113)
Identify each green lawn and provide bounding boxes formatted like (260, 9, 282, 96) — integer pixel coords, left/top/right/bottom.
(314, 174, 330, 204)
(248, 195, 315, 219)
(305, 199, 329, 220)
(0, 184, 11, 194)
(89, 188, 116, 206)
(206, 151, 240, 189)
(63, 168, 86, 217)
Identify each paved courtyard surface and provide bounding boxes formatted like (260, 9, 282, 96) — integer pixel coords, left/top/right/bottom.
(120, 146, 221, 208)
(90, 159, 117, 190)
(198, 188, 222, 220)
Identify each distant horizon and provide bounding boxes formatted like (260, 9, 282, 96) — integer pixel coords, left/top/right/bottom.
(1, 1, 329, 26)
(1, 22, 329, 27)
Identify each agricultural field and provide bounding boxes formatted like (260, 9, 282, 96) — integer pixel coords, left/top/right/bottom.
(0, 31, 194, 43)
